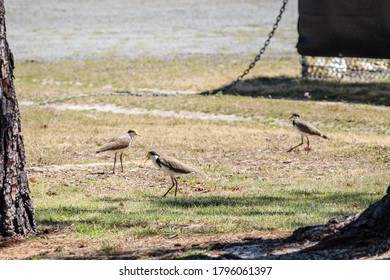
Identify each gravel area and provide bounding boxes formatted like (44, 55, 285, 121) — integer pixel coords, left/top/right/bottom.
(6, 0, 299, 61)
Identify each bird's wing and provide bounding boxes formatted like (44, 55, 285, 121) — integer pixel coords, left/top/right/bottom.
(96, 134, 130, 152)
(159, 156, 198, 174)
(295, 120, 324, 136)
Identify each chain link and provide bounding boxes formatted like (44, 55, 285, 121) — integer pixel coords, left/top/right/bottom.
(217, 0, 289, 94)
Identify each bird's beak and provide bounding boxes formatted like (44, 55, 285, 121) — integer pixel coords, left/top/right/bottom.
(135, 131, 141, 136)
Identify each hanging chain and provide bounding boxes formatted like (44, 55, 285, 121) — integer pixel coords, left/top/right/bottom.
(216, 0, 289, 94)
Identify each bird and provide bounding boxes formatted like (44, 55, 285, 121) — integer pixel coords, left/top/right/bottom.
(145, 151, 198, 197)
(287, 113, 328, 152)
(96, 129, 140, 173)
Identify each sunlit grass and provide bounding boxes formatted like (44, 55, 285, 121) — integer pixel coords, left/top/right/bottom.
(14, 55, 301, 102)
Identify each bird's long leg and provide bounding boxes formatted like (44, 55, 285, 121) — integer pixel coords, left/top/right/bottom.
(162, 177, 176, 197)
(120, 152, 124, 172)
(113, 152, 117, 174)
(287, 135, 304, 152)
(304, 136, 311, 151)
(174, 178, 178, 197)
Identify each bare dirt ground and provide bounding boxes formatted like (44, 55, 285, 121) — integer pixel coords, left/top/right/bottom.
(3, 230, 388, 260)
(22, 101, 254, 123)
(0, 215, 291, 260)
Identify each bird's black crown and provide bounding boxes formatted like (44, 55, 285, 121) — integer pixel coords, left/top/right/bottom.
(148, 151, 159, 156)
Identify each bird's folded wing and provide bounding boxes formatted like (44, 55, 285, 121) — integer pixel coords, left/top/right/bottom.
(159, 156, 198, 174)
(296, 121, 323, 136)
(97, 134, 130, 152)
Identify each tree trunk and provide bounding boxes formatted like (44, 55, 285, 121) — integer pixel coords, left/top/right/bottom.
(0, 1, 36, 237)
(288, 185, 390, 252)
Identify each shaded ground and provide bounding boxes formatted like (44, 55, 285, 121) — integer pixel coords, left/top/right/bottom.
(216, 77, 390, 106)
(0, 226, 289, 260)
(1, 213, 390, 260)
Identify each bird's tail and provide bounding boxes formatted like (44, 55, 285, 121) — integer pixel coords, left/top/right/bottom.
(322, 134, 329, 140)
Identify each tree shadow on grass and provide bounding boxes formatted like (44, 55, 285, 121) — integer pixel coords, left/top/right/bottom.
(151, 191, 377, 217)
(57, 223, 390, 260)
(202, 77, 390, 106)
(4, 190, 386, 260)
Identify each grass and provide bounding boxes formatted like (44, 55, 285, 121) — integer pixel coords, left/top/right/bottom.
(5, 54, 390, 259)
(31, 173, 384, 236)
(14, 55, 390, 106)
(14, 55, 297, 100)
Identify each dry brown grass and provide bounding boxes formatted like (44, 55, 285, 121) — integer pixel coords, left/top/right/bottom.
(14, 56, 301, 101)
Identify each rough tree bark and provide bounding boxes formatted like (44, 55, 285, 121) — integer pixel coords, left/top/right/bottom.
(288, 185, 390, 253)
(0, 0, 36, 237)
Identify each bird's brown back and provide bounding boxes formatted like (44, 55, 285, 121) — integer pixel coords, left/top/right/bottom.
(159, 156, 198, 174)
(96, 133, 131, 153)
(294, 119, 326, 137)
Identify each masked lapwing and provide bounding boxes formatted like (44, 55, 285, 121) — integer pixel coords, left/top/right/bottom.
(145, 151, 197, 197)
(96, 129, 140, 173)
(287, 113, 328, 152)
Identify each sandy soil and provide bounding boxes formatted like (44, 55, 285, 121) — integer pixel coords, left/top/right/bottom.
(6, 0, 299, 61)
(21, 101, 254, 122)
